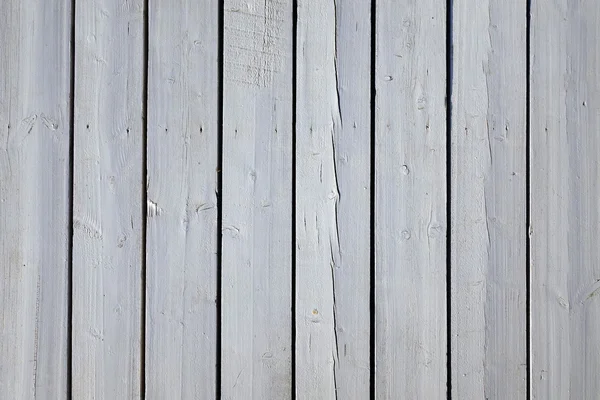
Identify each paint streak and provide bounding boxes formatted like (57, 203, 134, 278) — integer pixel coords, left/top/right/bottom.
(483, 186, 491, 247)
(32, 275, 41, 398)
(483, 62, 493, 166)
(333, 0, 343, 128)
(41, 114, 59, 131)
(576, 279, 600, 306)
(330, 131, 341, 258)
(73, 216, 103, 239)
(147, 199, 162, 217)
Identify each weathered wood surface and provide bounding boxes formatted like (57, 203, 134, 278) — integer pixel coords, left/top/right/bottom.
(0, 0, 71, 398)
(451, 0, 527, 398)
(531, 0, 600, 398)
(145, 1, 219, 399)
(295, 0, 371, 398)
(221, 0, 293, 398)
(72, 0, 145, 398)
(375, 0, 447, 398)
(4, 0, 600, 397)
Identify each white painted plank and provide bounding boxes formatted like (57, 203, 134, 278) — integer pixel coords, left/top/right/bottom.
(72, 0, 144, 398)
(221, 0, 293, 398)
(145, 1, 219, 398)
(531, 1, 600, 398)
(0, 1, 71, 398)
(375, 0, 447, 397)
(295, 0, 371, 398)
(451, 1, 527, 398)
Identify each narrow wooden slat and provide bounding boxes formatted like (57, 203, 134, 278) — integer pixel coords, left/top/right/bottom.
(531, 1, 600, 398)
(375, 0, 447, 397)
(221, 0, 293, 398)
(0, 1, 71, 398)
(451, 0, 527, 398)
(295, 0, 371, 398)
(145, 1, 219, 398)
(72, 0, 144, 397)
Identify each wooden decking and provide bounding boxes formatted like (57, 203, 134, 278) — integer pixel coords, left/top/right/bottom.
(0, 0, 598, 398)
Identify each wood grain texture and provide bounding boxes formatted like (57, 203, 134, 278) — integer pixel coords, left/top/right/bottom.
(295, 0, 371, 398)
(451, 0, 527, 398)
(531, 1, 600, 398)
(0, 1, 71, 398)
(221, 0, 293, 398)
(72, 0, 144, 398)
(145, 1, 219, 398)
(375, 0, 447, 398)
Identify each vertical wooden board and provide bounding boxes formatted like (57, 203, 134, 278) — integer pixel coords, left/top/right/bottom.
(72, 0, 144, 398)
(0, 1, 71, 398)
(295, 0, 371, 398)
(531, 1, 600, 398)
(375, 0, 447, 398)
(221, 0, 293, 398)
(451, 0, 527, 398)
(145, 1, 219, 398)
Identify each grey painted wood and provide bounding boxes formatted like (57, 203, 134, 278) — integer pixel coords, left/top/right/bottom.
(145, 1, 219, 398)
(531, 1, 600, 398)
(221, 0, 293, 398)
(295, 0, 371, 398)
(72, 0, 144, 398)
(375, 0, 447, 398)
(451, 0, 527, 398)
(0, 1, 71, 398)
(6, 0, 600, 396)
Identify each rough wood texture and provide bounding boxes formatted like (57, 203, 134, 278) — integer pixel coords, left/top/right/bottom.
(295, 0, 371, 398)
(72, 0, 144, 398)
(451, 0, 527, 398)
(145, 1, 219, 398)
(221, 0, 293, 398)
(0, 1, 71, 398)
(375, 0, 447, 397)
(531, 1, 600, 398)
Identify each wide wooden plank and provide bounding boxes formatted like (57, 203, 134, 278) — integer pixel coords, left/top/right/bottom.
(72, 0, 144, 398)
(374, 0, 447, 398)
(531, 1, 600, 398)
(221, 0, 293, 398)
(0, 1, 71, 398)
(295, 0, 371, 398)
(145, 1, 219, 398)
(451, 0, 527, 398)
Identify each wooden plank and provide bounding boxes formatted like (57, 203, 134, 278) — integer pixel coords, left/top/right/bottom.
(295, 0, 371, 398)
(531, 1, 600, 398)
(450, 0, 527, 398)
(145, 1, 219, 398)
(374, 0, 447, 397)
(72, 0, 144, 398)
(0, 1, 71, 398)
(221, 0, 293, 398)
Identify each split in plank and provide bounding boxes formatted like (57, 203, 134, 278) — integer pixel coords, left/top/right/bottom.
(295, 0, 371, 398)
(451, 0, 527, 397)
